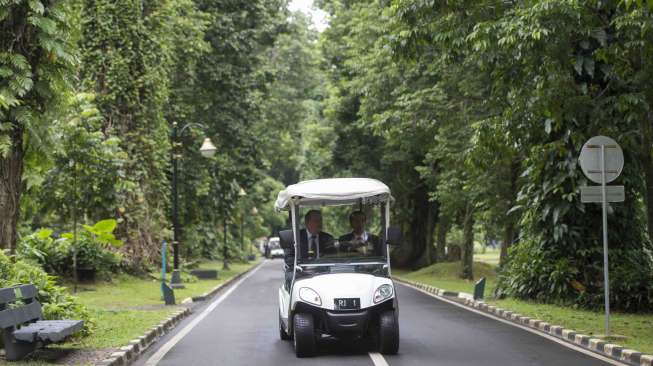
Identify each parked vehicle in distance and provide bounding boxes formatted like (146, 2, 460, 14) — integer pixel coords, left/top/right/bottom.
(269, 238, 284, 259)
(266, 237, 280, 258)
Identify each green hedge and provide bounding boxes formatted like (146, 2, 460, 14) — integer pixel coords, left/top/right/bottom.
(0, 250, 94, 336)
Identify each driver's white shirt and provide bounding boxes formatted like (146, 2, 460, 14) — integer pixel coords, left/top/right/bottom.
(352, 231, 368, 243)
(307, 229, 319, 255)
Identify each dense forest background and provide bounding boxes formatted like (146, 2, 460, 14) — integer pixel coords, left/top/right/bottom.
(2, 0, 653, 311)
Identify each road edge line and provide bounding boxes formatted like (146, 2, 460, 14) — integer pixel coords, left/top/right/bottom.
(142, 262, 265, 366)
(368, 352, 390, 366)
(394, 279, 634, 366)
(95, 260, 265, 366)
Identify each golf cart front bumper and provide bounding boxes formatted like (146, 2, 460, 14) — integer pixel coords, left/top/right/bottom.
(294, 298, 396, 337)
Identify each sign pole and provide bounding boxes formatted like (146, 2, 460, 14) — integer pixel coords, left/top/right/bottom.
(600, 144, 610, 337)
(579, 136, 623, 339)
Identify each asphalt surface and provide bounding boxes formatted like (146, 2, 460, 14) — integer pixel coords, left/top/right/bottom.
(136, 260, 618, 366)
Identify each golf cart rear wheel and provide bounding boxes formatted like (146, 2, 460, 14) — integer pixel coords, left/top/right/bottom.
(293, 313, 316, 357)
(279, 311, 291, 340)
(378, 310, 399, 354)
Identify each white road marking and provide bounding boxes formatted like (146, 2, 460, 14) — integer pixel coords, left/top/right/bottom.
(398, 282, 627, 366)
(144, 262, 265, 366)
(368, 352, 390, 366)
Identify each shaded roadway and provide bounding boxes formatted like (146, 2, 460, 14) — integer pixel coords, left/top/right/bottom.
(135, 259, 616, 366)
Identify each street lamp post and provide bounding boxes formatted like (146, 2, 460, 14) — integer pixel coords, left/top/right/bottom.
(170, 122, 216, 289)
(249, 206, 258, 260)
(238, 187, 246, 255)
(222, 210, 229, 270)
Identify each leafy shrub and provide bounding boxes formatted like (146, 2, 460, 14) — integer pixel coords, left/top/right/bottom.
(18, 219, 122, 278)
(18, 228, 70, 275)
(63, 219, 122, 274)
(496, 132, 653, 312)
(0, 250, 93, 336)
(496, 238, 653, 311)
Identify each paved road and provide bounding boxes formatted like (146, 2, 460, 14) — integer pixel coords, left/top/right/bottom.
(136, 260, 619, 366)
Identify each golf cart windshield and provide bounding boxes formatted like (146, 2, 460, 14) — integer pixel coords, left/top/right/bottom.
(294, 201, 388, 275)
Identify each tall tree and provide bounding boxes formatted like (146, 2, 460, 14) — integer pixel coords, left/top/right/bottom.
(391, 0, 653, 310)
(255, 11, 325, 186)
(80, 0, 176, 263)
(0, 0, 76, 251)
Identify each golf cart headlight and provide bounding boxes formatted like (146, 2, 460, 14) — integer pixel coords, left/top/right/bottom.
(299, 287, 321, 306)
(374, 284, 394, 304)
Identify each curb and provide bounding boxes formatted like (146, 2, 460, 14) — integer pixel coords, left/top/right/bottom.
(95, 260, 263, 366)
(393, 277, 651, 366)
(94, 308, 190, 366)
(188, 261, 262, 303)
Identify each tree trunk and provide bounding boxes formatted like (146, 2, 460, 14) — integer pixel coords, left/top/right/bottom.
(0, 139, 24, 253)
(500, 220, 515, 266)
(418, 200, 437, 267)
(643, 115, 653, 246)
(404, 182, 430, 268)
(435, 214, 449, 261)
(461, 202, 474, 280)
(500, 156, 520, 266)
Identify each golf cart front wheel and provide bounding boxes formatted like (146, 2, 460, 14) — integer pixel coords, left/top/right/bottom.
(279, 311, 291, 340)
(378, 310, 399, 354)
(293, 313, 316, 357)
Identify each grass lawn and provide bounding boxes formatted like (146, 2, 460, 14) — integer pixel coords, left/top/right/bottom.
(474, 247, 500, 266)
(393, 261, 498, 294)
(10, 258, 260, 365)
(394, 259, 653, 355)
(66, 260, 259, 349)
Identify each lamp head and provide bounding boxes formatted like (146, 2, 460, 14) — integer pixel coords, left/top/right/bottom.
(199, 138, 217, 158)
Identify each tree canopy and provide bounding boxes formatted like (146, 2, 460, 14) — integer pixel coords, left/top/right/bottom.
(2, 0, 653, 311)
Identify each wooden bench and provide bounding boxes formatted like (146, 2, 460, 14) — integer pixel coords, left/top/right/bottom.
(190, 269, 218, 279)
(0, 285, 84, 361)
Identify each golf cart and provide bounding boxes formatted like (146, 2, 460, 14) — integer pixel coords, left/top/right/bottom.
(274, 178, 402, 357)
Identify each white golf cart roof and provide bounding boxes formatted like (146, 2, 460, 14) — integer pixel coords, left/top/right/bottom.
(274, 178, 392, 211)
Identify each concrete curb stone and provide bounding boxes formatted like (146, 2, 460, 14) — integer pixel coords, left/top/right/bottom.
(393, 277, 650, 366)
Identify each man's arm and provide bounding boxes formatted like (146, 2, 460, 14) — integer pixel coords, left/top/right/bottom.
(284, 230, 301, 268)
(283, 244, 295, 268)
(370, 234, 383, 256)
(320, 232, 337, 255)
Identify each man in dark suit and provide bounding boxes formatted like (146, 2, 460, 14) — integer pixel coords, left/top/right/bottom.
(284, 210, 335, 289)
(338, 211, 382, 256)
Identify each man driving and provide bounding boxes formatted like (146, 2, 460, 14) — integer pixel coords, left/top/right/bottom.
(298, 209, 335, 259)
(338, 211, 382, 256)
(284, 210, 335, 288)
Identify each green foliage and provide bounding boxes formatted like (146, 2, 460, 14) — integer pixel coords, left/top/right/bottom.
(19, 220, 122, 277)
(316, 0, 653, 309)
(81, 219, 122, 248)
(9, 0, 290, 268)
(0, 250, 93, 336)
(18, 228, 70, 275)
(255, 11, 326, 185)
(0, 0, 78, 252)
(394, 0, 653, 309)
(32, 92, 127, 226)
(79, 0, 180, 264)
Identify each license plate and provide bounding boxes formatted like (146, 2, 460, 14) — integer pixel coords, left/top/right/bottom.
(334, 298, 360, 310)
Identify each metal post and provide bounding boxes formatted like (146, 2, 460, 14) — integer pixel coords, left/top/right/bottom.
(72, 155, 78, 293)
(241, 209, 244, 253)
(170, 122, 184, 288)
(223, 214, 230, 270)
(601, 144, 610, 337)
